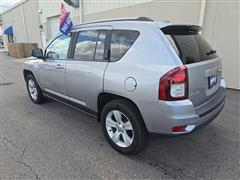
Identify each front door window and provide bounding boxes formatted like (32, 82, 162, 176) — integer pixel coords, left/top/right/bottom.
(45, 34, 71, 60)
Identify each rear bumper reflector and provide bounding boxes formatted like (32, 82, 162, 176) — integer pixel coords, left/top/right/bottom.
(172, 125, 196, 133)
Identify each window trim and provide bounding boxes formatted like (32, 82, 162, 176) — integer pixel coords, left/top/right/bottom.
(94, 30, 111, 62)
(44, 33, 72, 61)
(93, 31, 101, 61)
(109, 29, 140, 62)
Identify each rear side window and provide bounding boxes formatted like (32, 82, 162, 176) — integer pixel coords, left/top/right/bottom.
(110, 30, 139, 61)
(170, 35, 218, 64)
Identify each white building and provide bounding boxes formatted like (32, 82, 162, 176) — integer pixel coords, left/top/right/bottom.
(1, 0, 42, 47)
(1, 0, 239, 90)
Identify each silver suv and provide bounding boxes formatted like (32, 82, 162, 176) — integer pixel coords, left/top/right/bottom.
(23, 17, 226, 154)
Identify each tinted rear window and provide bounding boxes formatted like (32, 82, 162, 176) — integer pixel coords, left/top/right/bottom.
(162, 25, 217, 64)
(171, 35, 218, 64)
(110, 30, 139, 61)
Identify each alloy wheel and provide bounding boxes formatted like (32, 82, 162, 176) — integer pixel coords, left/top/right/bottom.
(28, 79, 38, 101)
(105, 110, 134, 148)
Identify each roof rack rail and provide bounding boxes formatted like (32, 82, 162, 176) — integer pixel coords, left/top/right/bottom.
(74, 17, 154, 27)
(136, 17, 154, 21)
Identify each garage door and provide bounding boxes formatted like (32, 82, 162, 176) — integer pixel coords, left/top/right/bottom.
(48, 16, 60, 39)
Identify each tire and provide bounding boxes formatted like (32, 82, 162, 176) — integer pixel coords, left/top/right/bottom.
(26, 74, 45, 104)
(101, 99, 148, 155)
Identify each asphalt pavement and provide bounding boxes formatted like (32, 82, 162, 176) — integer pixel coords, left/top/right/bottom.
(0, 51, 239, 179)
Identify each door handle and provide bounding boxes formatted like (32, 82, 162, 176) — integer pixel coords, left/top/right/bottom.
(56, 64, 64, 69)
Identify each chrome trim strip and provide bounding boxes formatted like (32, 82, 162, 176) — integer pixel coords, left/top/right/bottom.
(69, 97, 87, 106)
(45, 88, 69, 99)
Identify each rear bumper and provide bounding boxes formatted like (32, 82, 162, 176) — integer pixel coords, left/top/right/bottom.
(141, 87, 226, 135)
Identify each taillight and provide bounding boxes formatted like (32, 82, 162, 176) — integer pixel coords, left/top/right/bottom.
(159, 66, 188, 101)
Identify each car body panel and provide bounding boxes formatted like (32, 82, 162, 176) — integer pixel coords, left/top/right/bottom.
(187, 58, 223, 108)
(38, 59, 68, 95)
(66, 60, 109, 111)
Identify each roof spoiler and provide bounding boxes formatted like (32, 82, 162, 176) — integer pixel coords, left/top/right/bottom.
(161, 25, 202, 35)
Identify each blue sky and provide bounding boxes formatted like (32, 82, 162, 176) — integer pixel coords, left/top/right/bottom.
(0, 0, 21, 13)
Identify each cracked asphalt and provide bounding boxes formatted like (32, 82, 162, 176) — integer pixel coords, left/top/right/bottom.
(0, 51, 239, 179)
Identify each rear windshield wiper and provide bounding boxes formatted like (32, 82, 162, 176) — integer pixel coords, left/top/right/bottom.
(206, 50, 216, 55)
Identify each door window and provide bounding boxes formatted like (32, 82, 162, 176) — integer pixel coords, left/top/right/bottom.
(45, 34, 71, 60)
(74, 30, 99, 61)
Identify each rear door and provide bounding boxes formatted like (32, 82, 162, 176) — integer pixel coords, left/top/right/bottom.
(66, 26, 111, 111)
(162, 25, 222, 107)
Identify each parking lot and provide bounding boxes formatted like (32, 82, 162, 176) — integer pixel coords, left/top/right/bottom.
(0, 51, 239, 179)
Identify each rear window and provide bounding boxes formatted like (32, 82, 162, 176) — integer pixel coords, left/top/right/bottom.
(110, 30, 140, 61)
(162, 25, 218, 64)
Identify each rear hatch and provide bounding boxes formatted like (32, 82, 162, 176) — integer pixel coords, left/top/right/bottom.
(161, 25, 222, 107)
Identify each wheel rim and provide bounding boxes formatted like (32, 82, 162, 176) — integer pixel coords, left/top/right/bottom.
(105, 110, 134, 148)
(28, 79, 38, 101)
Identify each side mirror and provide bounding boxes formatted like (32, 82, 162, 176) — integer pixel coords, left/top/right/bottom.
(32, 49, 43, 59)
(46, 51, 59, 59)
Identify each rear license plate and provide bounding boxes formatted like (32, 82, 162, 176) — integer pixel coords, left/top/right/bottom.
(208, 75, 217, 89)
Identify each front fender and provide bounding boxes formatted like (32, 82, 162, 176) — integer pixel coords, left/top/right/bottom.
(23, 58, 43, 88)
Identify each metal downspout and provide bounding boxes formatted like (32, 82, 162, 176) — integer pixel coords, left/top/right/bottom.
(80, 0, 84, 23)
(199, 0, 207, 27)
(20, 0, 28, 43)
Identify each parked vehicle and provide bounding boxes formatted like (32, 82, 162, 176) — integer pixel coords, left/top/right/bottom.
(23, 17, 226, 154)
